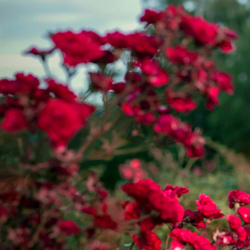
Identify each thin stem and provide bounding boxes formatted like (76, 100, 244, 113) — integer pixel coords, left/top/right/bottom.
(41, 59, 52, 78)
(165, 233, 170, 250)
(129, 241, 134, 250)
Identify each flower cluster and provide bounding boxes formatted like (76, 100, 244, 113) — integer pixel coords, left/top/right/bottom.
(0, 74, 95, 149)
(122, 179, 250, 250)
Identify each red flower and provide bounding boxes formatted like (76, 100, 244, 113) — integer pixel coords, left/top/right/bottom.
(238, 207, 250, 224)
(140, 9, 165, 27)
(213, 71, 234, 95)
(218, 40, 235, 53)
(139, 58, 169, 87)
(228, 190, 250, 209)
(1, 108, 27, 133)
(166, 46, 197, 64)
(205, 86, 220, 110)
(38, 99, 95, 148)
(133, 231, 161, 250)
(94, 214, 117, 230)
(46, 79, 77, 102)
(122, 179, 184, 225)
(196, 194, 224, 219)
(170, 228, 217, 250)
(24, 46, 54, 60)
(154, 115, 205, 157)
(89, 72, 113, 92)
(184, 210, 205, 229)
(0, 203, 8, 222)
(57, 220, 80, 236)
(0, 73, 39, 95)
(164, 185, 189, 198)
(51, 30, 104, 66)
(166, 94, 197, 112)
(226, 214, 247, 241)
(105, 32, 161, 56)
(122, 201, 141, 220)
(181, 16, 218, 45)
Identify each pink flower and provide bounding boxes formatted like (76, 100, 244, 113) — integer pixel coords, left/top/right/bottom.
(196, 194, 224, 219)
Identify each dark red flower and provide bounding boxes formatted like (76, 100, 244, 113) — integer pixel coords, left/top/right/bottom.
(184, 209, 205, 229)
(89, 72, 113, 92)
(0, 73, 39, 95)
(94, 214, 117, 230)
(57, 220, 80, 236)
(1, 108, 27, 133)
(46, 78, 77, 102)
(133, 231, 161, 250)
(228, 190, 250, 209)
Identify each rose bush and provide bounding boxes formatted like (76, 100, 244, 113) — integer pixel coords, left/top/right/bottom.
(0, 4, 248, 250)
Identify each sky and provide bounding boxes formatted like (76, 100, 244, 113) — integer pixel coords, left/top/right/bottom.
(0, 0, 147, 91)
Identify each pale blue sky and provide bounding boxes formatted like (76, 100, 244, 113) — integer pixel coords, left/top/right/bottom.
(0, 0, 148, 91)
